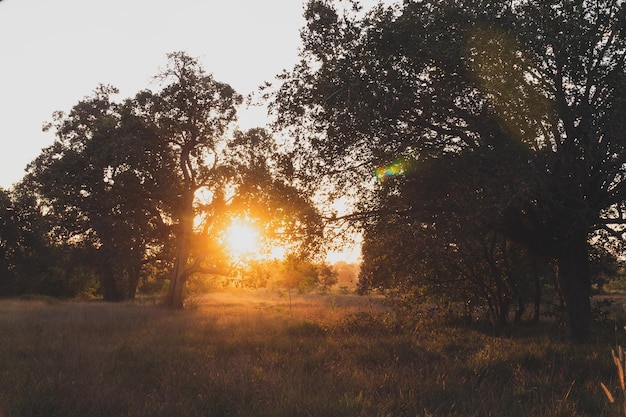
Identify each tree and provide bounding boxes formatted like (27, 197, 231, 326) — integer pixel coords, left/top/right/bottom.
(318, 262, 339, 291)
(280, 254, 320, 293)
(357, 150, 558, 332)
(128, 52, 243, 308)
(134, 53, 323, 308)
(27, 85, 179, 300)
(333, 261, 359, 289)
(0, 187, 19, 291)
(25, 52, 322, 306)
(0, 184, 96, 297)
(271, 0, 626, 342)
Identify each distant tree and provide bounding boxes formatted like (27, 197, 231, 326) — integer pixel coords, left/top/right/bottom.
(239, 259, 275, 288)
(333, 261, 359, 289)
(278, 255, 338, 293)
(272, 0, 626, 342)
(280, 254, 319, 293)
(318, 262, 339, 291)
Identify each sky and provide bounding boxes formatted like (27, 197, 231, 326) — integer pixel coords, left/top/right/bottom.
(0, 0, 310, 190)
(0, 0, 374, 262)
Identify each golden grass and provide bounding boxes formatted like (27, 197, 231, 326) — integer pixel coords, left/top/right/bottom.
(0, 290, 622, 416)
(601, 344, 626, 415)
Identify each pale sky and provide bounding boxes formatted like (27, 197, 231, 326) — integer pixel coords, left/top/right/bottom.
(0, 0, 387, 263)
(0, 0, 308, 189)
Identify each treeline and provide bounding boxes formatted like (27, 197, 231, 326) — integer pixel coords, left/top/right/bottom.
(187, 256, 359, 295)
(0, 178, 357, 299)
(2, 1, 626, 343)
(0, 191, 348, 299)
(0, 53, 325, 304)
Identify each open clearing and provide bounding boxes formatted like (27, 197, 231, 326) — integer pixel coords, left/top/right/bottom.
(0, 290, 623, 417)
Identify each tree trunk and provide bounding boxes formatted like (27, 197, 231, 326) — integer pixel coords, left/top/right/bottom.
(163, 224, 191, 308)
(127, 263, 142, 300)
(514, 297, 525, 325)
(98, 261, 123, 302)
(163, 263, 187, 308)
(556, 242, 591, 343)
(162, 191, 194, 309)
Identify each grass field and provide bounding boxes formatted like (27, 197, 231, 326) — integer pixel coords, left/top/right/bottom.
(0, 289, 625, 417)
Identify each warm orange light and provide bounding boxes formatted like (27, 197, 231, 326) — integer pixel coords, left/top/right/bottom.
(270, 246, 286, 260)
(225, 220, 260, 257)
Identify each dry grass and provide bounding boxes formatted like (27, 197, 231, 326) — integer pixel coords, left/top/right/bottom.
(0, 289, 622, 416)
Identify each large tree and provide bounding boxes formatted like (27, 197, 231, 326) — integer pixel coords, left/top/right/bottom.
(271, 0, 626, 342)
(27, 52, 322, 306)
(134, 52, 323, 308)
(27, 85, 179, 300)
(132, 52, 243, 307)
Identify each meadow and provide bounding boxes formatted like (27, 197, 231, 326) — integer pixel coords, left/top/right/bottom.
(0, 290, 624, 417)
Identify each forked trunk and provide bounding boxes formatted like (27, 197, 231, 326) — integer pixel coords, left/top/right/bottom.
(556, 242, 591, 343)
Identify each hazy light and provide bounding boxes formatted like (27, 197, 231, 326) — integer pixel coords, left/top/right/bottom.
(270, 246, 286, 260)
(226, 221, 260, 257)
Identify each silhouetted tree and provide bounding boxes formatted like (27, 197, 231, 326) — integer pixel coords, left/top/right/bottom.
(271, 0, 626, 342)
(318, 262, 339, 291)
(27, 85, 179, 300)
(26, 52, 323, 306)
(132, 53, 324, 307)
(0, 184, 96, 297)
(129, 52, 242, 307)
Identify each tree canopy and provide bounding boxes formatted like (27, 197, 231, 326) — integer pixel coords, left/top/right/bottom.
(27, 84, 180, 300)
(22, 52, 323, 305)
(271, 0, 626, 342)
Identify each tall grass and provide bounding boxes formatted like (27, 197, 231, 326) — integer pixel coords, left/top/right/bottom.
(0, 290, 622, 417)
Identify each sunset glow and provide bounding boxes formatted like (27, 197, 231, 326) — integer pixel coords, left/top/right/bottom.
(225, 220, 260, 257)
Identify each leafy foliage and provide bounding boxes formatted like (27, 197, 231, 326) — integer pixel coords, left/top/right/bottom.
(16, 52, 323, 304)
(26, 85, 179, 300)
(271, 0, 626, 341)
(0, 185, 98, 297)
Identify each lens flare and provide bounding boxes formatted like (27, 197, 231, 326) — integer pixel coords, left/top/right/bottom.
(374, 158, 412, 182)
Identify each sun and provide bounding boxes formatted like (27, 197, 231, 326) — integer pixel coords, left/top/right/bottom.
(225, 220, 260, 257)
